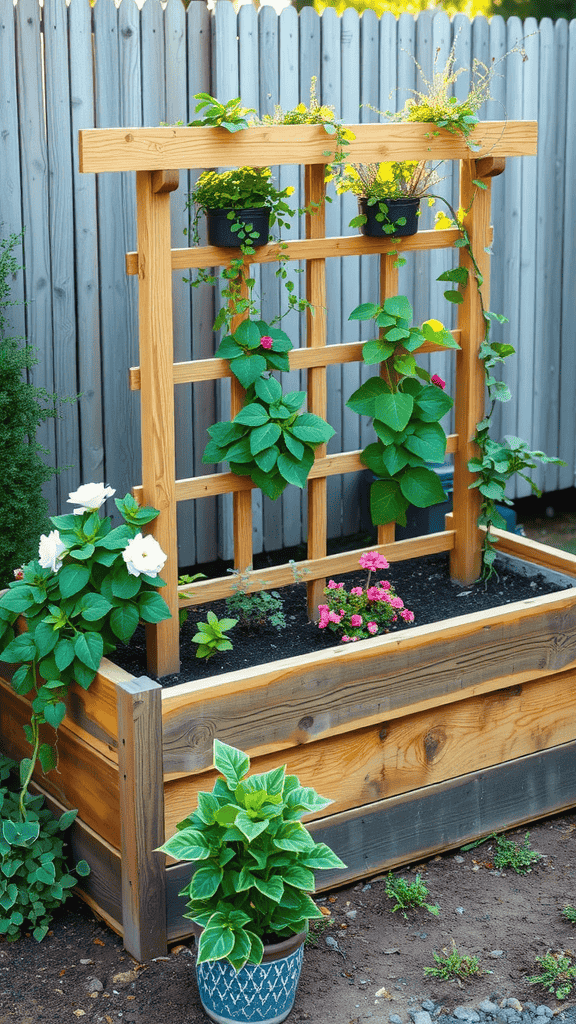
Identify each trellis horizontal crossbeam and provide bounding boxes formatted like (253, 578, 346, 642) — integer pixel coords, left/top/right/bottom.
(128, 334, 461, 390)
(125, 228, 464, 275)
(79, 122, 537, 174)
(132, 433, 458, 504)
(173, 532, 456, 608)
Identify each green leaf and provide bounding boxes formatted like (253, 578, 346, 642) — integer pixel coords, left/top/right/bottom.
(254, 446, 279, 473)
(346, 377, 387, 417)
(32, 621, 59, 659)
(414, 385, 453, 423)
(76, 593, 113, 622)
(0, 632, 37, 663)
(234, 404, 269, 427)
(370, 479, 409, 526)
(252, 875, 284, 902)
(214, 740, 250, 787)
(254, 376, 282, 404)
(437, 266, 469, 285)
(110, 568, 142, 600)
(73, 631, 104, 671)
(110, 603, 140, 642)
(57, 564, 91, 599)
(250, 422, 282, 455)
(374, 392, 414, 433)
(191, 864, 224, 900)
(158, 828, 212, 861)
(0, 588, 36, 615)
(348, 302, 379, 321)
(234, 812, 269, 842)
(234, 319, 263, 348)
(443, 289, 464, 304)
(283, 864, 316, 891)
(403, 422, 448, 463)
(277, 450, 314, 488)
(302, 842, 347, 870)
(197, 925, 235, 964)
(138, 592, 171, 624)
(215, 335, 244, 360)
(43, 702, 67, 729)
(283, 432, 305, 460)
(400, 466, 448, 508)
(362, 339, 395, 365)
(380, 444, 411, 476)
(383, 295, 412, 320)
(58, 809, 78, 830)
(231, 354, 268, 389)
(290, 413, 335, 445)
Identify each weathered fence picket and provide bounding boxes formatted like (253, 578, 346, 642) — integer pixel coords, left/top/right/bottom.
(1, 0, 575, 570)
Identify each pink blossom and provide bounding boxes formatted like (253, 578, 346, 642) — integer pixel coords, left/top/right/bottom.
(327, 579, 344, 590)
(431, 373, 446, 390)
(359, 551, 389, 572)
(367, 586, 386, 601)
(328, 611, 343, 624)
(351, 636, 359, 642)
(13, 567, 24, 580)
(377, 581, 391, 590)
(367, 622, 378, 635)
(349, 614, 363, 627)
(350, 587, 363, 596)
(341, 635, 351, 643)
(260, 335, 273, 350)
(318, 620, 328, 629)
(318, 604, 329, 614)
(400, 609, 415, 622)
(390, 596, 404, 609)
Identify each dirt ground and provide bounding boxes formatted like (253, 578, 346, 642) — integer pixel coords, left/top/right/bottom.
(2, 811, 576, 1024)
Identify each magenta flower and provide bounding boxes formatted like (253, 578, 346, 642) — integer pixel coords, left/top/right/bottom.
(349, 614, 363, 627)
(431, 373, 446, 390)
(327, 579, 344, 590)
(341, 635, 351, 643)
(377, 580, 391, 590)
(351, 587, 363, 596)
(359, 551, 389, 572)
(390, 596, 404, 609)
(328, 611, 342, 624)
(400, 608, 415, 622)
(260, 335, 273, 350)
(367, 621, 378, 635)
(367, 586, 386, 601)
(318, 604, 329, 614)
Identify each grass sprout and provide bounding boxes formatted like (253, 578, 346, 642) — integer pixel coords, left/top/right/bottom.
(528, 951, 576, 1000)
(424, 942, 485, 982)
(385, 872, 439, 917)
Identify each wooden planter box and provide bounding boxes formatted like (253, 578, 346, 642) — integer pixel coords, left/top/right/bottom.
(2, 529, 576, 961)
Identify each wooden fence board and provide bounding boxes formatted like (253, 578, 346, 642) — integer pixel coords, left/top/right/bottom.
(559, 20, 576, 492)
(0, 4, 25, 338)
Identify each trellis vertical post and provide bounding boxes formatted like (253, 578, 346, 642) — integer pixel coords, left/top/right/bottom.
(376, 254, 399, 548)
(135, 170, 180, 676)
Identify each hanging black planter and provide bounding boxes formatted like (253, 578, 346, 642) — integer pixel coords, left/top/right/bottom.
(206, 206, 271, 248)
(359, 197, 421, 238)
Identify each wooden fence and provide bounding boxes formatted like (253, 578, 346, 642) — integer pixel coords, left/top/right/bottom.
(1, 0, 575, 568)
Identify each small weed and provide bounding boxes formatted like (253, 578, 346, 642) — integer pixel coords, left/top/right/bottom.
(493, 833, 543, 874)
(528, 950, 576, 1000)
(385, 872, 439, 917)
(225, 565, 286, 631)
(306, 915, 332, 947)
(424, 942, 485, 982)
(177, 572, 206, 626)
(562, 906, 576, 925)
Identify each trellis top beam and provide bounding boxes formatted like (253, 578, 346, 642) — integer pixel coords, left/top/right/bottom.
(78, 121, 537, 174)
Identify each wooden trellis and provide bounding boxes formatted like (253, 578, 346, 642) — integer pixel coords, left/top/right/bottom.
(79, 121, 537, 678)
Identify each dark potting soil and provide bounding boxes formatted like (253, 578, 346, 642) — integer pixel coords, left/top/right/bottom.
(112, 551, 574, 689)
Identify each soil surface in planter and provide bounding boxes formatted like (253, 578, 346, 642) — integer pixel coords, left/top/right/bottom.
(112, 552, 574, 688)
(2, 811, 576, 1023)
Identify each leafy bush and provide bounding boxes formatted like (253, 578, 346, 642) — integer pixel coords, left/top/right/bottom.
(0, 755, 89, 941)
(0, 232, 59, 588)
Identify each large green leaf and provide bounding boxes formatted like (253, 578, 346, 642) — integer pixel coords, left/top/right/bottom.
(252, 875, 284, 901)
(403, 421, 447, 463)
(214, 740, 250, 786)
(110, 603, 140, 642)
(197, 925, 235, 964)
(231, 354, 267, 389)
(0, 633, 37, 663)
(254, 446, 279, 473)
(234, 319, 263, 348)
(374, 391, 414, 433)
(234, 404, 269, 427)
(73, 631, 104, 671)
(158, 828, 212, 861)
(399, 466, 448, 508)
(138, 592, 171, 624)
(57, 564, 91, 600)
(370, 479, 409, 526)
(191, 864, 224, 900)
(215, 334, 243, 360)
(249, 422, 282, 455)
(277, 449, 314, 488)
(290, 413, 335, 444)
(254, 375, 282, 404)
(382, 295, 413, 320)
(380, 444, 411, 476)
(346, 377, 387, 417)
(348, 301, 379, 321)
(414, 385, 454, 423)
(301, 843, 347, 870)
(361, 339, 395, 365)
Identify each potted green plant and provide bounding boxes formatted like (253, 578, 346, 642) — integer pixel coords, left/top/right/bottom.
(337, 160, 439, 238)
(187, 166, 295, 252)
(157, 739, 345, 1024)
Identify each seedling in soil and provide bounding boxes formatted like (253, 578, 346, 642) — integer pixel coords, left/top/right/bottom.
(424, 942, 485, 982)
(306, 916, 333, 947)
(527, 950, 576, 1000)
(385, 872, 440, 917)
(462, 831, 543, 874)
(562, 906, 576, 925)
(192, 611, 238, 659)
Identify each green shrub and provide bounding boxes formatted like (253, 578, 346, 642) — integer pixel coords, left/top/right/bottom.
(0, 754, 89, 941)
(0, 232, 59, 588)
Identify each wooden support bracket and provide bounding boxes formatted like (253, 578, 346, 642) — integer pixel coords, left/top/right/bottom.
(151, 169, 179, 193)
(475, 156, 506, 178)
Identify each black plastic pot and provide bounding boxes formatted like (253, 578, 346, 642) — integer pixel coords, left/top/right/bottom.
(206, 206, 271, 248)
(359, 197, 420, 238)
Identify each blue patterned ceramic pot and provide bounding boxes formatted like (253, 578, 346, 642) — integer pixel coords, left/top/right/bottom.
(195, 930, 306, 1024)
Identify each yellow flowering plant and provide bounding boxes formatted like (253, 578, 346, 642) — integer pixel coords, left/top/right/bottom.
(338, 160, 440, 232)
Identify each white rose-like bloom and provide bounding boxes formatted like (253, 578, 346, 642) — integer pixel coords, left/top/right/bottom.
(67, 482, 116, 515)
(38, 530, 67, 573)
(122, 533, 167, 578)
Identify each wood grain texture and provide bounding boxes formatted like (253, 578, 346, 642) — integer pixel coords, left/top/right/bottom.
(117, 677, 167, 961)
(0, 680, 121, 848)
(163, 669, 576, 834)
(125, 228, 464, 275)
(79, 121, 538, 174)
(135, 172, 180, 676)
(160, 586, 576, 773)
(164, 739, 576, 939)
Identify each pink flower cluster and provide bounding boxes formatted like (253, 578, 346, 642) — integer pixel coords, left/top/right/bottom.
(260, 335, 273, 350)
(317, 550, 415, 643)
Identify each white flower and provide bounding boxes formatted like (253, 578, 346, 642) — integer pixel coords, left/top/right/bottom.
(67, 482, 116, 515)
(122, 533, 167, 578)
(38, 531, 67, 573)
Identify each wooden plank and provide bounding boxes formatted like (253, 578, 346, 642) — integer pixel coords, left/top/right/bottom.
(29, 783, 123, 937)
(174, 530, 454, 608)
(78, 121, 538, 175)
(165, 739, 576, 937)
(128, 333, 461, 389)
(163, 669, 576, 832)
(68, 0, 105, 486)
(486, 525, 576, 577)
(0, 680, 121, 848)
(559, 20, 576, 491)
(117, 677, 167, 961)
(160, 586, 576, 773)
(0, 0, 25, 340)
(125, 228, 466, 273)
(135, 171, 180, 676)
(450, 157, 492, 583)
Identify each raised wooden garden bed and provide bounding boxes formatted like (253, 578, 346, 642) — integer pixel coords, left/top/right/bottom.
(2, 120, 575, 963)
